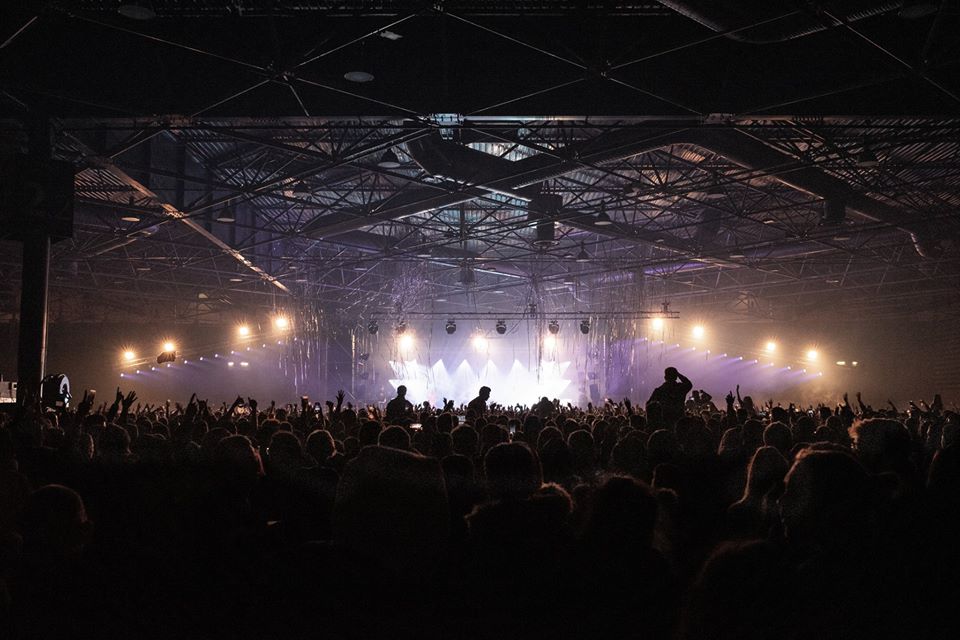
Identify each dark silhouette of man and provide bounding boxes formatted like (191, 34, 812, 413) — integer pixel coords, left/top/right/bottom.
(385, 385, 414, 425)
(467, 386, 491, 419)
(647, 367, 692, 428)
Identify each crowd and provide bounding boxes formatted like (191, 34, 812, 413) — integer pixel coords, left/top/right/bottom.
(0, 366, 958, 639)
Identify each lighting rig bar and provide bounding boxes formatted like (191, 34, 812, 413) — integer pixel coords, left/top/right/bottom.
(394, 311, 680, 319)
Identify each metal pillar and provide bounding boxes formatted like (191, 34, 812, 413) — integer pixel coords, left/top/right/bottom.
(16, 115, 53, 406)
(16, 232, 50, 405)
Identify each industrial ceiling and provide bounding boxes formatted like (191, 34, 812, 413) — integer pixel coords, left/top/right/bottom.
(1, 1, 958, 324)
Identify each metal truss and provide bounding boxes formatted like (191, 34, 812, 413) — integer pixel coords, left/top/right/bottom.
(0, 113, 956, 325)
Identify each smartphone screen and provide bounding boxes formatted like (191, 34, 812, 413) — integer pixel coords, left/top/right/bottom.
(410, 423, 422, 430)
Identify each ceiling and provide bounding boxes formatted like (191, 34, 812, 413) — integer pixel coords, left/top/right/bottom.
(1, 1, 959, 324)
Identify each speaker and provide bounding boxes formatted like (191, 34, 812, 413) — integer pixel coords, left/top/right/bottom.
(589, 383, 600, 404)
(0, 154, 75, 240)
(40, 373, 71, 409)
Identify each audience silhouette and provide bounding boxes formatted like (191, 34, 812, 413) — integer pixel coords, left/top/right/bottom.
(0, 372, 952, 639)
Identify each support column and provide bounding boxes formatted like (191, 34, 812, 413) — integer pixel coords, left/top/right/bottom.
(16, 232, 50, 405)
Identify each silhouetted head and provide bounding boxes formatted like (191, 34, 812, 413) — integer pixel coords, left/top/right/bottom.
(214, 435, 264, 490)
(306, 429, 335, 464)
(484, 442, 542, 501)
(358, 421, 382, 448)
(763, 421, 792, 457)
(779, 448, 875, 550)
(378, 425, 410, 451)
(451, 425, 479, 458)
(479, 386, 491, 400)
(396, 385, 407, 397)
(849, 418, 912, 474)
(743, 446, 789, 502)
(664, 367, 679, 382)
(23, 484, 93, 560)
(681, 540, 797, 640)
(582, 475, 658, 549)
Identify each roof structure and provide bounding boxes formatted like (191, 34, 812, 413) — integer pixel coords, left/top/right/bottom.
(1, 1, 959, 324)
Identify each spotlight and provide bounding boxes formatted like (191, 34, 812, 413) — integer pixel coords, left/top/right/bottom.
(836, 361, 846, 366)
(579, 319, 590, 334)
(238, 325, 250, 337)
(162, 341, 175, 353)
(548, 320, 560, 334)
(495, 319, 507, 335)
(227, 361, 235, 367)
(368, 320, 379, 334)
(123, 350, 136, 362)
(651, 317, 664, 331)
(765, 341, 777, 353)
(472, 335, 487, 351)
(806, 349, 818, 361)
(851, 361, 859, 367)
(398, 333, 414, 350)
(344, 70, 374, 83)
(239, 362, 249, 367)
(445, 319, 457, 335)
(543, 334, 557, 349)
(377, 148, 401, 169)
(274, 316, 289, 331)
(396, 321, 407, 335)
(692, 325, 705, 339)
(594, 204, 613, 226)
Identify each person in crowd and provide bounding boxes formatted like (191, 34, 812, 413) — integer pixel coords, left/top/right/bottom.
(647, 367, 693, 428)
(384, 385, 414, 425)
(466, 386, 491, 419)
(0, 375, 951, 639)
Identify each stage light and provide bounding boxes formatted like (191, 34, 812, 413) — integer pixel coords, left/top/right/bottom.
(692, 325, 705, 339)
(445, 319, 457, 335)
(836, 361, 846, 366)
(594, 204, 613, 226)
(123, 350, 136, 362)
(851, 361, 858, 367)
(274, 316, 289, 331)
(377, 148, 401, 169)
(651, 317, 664, 331)
(544, 334, 557, 349)
(472, 335, 487, 351)
(548, 320, 560, 334)
(765, 341, 777, 353)
(580, 319, 590, 334)
(495, 319, 507, 335)
(398, 333, 414, 350)
(368, 320, 379, 334)
(162, 341, 175, 353)
(239, 361, 249, 367)
(238, 325, 250, 338)
(228, 361, 235, 367)
(806, 349, 819, 361)
(396, 321, 407, 335)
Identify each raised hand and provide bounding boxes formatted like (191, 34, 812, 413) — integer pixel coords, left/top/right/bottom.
(121, 390, 137, 411)
(336, 390, 345, 406)
(726, 390, 735, 405)
(247, 397, 258, 411)
(75, 389, 93, 416)
(115, 387, 124, 405)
